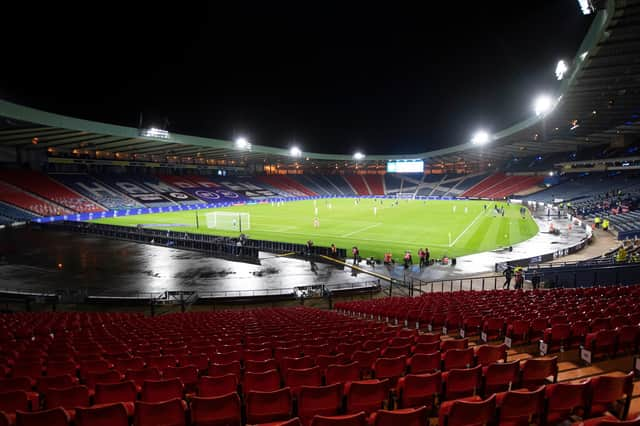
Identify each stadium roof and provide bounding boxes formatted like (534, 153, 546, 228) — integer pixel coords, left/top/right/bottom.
(0, 0, 638, 168)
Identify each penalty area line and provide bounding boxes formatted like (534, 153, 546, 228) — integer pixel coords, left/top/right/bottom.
(342, 223, 383, 238)
(449, 210, 486, 248)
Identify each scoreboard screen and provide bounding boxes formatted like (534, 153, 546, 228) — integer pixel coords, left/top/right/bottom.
(386, 160, 424, 173)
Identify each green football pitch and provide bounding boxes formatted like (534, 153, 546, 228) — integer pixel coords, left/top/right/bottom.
(91, 198, 539, 261)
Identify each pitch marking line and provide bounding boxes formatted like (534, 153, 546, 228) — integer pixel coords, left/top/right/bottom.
(343, 223, 383, 238)
(449, 210, 486, 247)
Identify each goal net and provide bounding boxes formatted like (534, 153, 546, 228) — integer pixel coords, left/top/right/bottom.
(397, 192, 415, 200)
(205, 212, 251, 231)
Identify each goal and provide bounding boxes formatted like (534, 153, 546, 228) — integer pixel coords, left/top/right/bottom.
(205, 212, 251, 231)
(396, 192, 415, 200)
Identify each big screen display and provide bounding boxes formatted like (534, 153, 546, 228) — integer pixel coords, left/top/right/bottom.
(386, 160, 424, 173)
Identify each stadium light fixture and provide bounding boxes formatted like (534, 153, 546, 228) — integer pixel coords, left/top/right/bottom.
(534, 94, 554, 117)
(235, 137, 251, 150)
(577, 0, 594, 15)
(141, 127, 170, 139)
(471, 130, 490, 145)
(353, 152, 365, 160)
(555, 60, 568, 80)
(290, 146, 302, 157)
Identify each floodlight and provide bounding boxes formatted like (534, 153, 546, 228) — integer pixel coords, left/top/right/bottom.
(353, 152, 365, 160)
(235, 137, 250, 149)
(577, 0, 594, 15)
(534, 95, 554, 117)
(555, 60, 568, 80)
(290, 146, 302, 157)
(471, 130, 490, 145)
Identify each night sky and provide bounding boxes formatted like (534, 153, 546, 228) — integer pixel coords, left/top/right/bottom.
(0, 2, 593, 155)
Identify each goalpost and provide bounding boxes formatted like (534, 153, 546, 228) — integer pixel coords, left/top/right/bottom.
(396, 192, 415, 200)
(205, 211, 251, 232)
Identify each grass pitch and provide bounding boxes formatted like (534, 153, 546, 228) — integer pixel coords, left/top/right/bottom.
(92, 198, 539, 261)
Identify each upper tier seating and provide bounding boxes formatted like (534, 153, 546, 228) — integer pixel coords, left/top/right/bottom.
(323, 176, 356, 196)
(344, 176, 370, 195)
(462, 173, 544, 198)
(0, 181, 72, 216)
(363, 175, 385, 195)
(0, 170, 104, 213)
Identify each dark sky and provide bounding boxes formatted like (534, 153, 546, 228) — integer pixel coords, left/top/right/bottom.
(0, 2, 593, 155)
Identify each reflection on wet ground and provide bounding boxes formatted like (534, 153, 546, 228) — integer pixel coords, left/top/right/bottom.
(0, 227, 372, 294)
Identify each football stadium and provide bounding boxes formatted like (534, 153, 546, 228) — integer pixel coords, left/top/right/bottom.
(1, 1, 640, 425)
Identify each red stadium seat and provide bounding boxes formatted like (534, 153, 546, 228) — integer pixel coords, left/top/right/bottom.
(190, 393, 241, 426)
(407, 352, 441, 374)
(482, 360, 520, 396)
(588, 372, 633, 420)
(94, 381, 137, 416)
(134, 398, 186, 426)
(163, 365, 199, 392)
(141, 378, 184, 403)
(325, 362, 360, 389)
(438, 394, 496, 426)
(246, 359, 279, 374)
(75, 403, 129, 426)
(310, 412, 367, 426)
(495, 386, 545, 426)
(245, 369, 281, 394)
(286, 366, 323, 397)
(442, 365, 482, 400)
(15, 408, 70, 426)
(0, 391, 29, 425)
(298, 384, 343, 426)
(246, 387, 293, 424)
(397, 372, 441, 409)
(317, 354, 345, 372)
(210, 361, 242, 380)
(198, 374, 238, 397)
(344, 379, 388, 415)
(46, 385, 90, 420)
(474, 344, 506, 366)
(440, 339, 468, 352)
(36, 375, 77, 394)
(125, 368, 161, 392)
(369, 406, 428, 426)
(545, 381, 589, 424)
(442, 348, 474, 371)
(519, 357, 558, 390)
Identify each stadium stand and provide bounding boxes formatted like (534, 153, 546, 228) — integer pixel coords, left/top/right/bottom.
(323, 175, 356, 196)
(0, 298, 637, 426)
(363, 175, 385, 196)
(49, 174, 144, 210)
(383, 174, 403, 194)
(528, 173, 637, 205)
(462, 173, 543, 199)
(344, 175, 370, 196)
(263, 175, 317, 196)
(0, 181, 72, 217)
(0, 201, 38, 223)
(0, 170, 104, 213)
(291, 175, 333, 196)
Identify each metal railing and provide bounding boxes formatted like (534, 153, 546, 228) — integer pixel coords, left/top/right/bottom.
(410, 274, 504, 294)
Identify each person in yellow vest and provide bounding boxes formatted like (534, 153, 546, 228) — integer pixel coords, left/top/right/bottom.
(514, 266, 524, 289)
(616, 246, 628, 263)
(594, 217, 601, 228)
(631, 252, 640, 263)
(602, 219, 609, 231)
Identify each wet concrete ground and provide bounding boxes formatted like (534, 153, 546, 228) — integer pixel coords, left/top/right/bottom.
(0, 227, 373, 295)
(0, 210, 597, 295)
